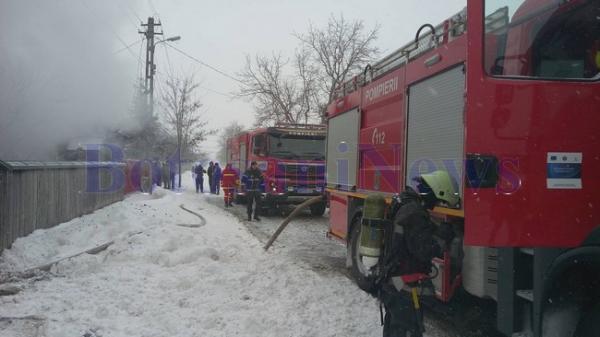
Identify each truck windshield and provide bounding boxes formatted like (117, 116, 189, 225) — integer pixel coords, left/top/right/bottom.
(268, 135, 325, 160)
(484, 0, 600, 80)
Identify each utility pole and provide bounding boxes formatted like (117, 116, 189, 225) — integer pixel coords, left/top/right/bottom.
(139, 17, 162, 118)
(138, 19, 182, 188)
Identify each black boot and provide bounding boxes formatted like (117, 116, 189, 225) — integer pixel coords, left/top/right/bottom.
(247, 214, 252, 221)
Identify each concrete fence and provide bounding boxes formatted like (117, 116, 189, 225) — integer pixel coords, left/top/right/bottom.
(0, 160, 125, 251)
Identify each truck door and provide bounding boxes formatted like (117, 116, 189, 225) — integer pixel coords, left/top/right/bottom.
(240, 142, 247, 172)
(405, 65, 465, 201)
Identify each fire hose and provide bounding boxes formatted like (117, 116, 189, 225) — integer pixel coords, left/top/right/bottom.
(263, 195, 325, 251)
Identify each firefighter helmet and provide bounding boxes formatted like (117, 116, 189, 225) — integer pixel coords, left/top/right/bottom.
(418, 170, 460, 208)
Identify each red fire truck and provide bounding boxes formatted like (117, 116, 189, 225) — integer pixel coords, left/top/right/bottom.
(326, 1, 600, 336)
(226, 124, 328, 216)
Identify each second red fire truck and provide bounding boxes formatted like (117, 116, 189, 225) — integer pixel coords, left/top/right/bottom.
(325, 0, 600, 336)
(226, 124, 328, 216)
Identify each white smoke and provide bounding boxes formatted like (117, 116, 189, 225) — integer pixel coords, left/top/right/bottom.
(0, 0, 143, 160)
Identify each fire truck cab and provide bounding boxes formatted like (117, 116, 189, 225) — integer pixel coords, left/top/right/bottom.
(226, 124, 327, 216)
(326, 0, 600, 336)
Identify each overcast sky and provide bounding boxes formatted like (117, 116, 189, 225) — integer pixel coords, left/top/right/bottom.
(0, 0, 466, 160)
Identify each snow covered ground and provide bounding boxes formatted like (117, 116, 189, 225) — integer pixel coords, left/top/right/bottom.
(0, 173, 454, 337)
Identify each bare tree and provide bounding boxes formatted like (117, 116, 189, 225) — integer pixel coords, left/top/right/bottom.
(296, 14, 380, 120)
(160, 74, 213, 187)
(217, 121, 245, 164)
(236, 15, 378, 127)
(237, 53, 321, 127)
(295, 48, 322, 125)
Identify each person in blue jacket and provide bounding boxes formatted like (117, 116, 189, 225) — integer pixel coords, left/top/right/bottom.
(194, 163, 206, 193)
(241, 161, 264, 221)
(213, 162, 222, 195)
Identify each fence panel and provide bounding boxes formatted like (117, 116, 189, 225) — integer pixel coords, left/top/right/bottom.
(0, 161, 125, 251)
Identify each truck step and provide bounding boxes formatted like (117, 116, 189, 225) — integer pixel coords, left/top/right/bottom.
(520, 248, 534, 255)
(516, 289, 533, 302)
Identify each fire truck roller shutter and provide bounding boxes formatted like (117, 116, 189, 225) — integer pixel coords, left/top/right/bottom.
(236, 142, 248, 204)
(326, 108, 360, 191)
(405, 65, 465, 202)
(240, 142, 247, 172)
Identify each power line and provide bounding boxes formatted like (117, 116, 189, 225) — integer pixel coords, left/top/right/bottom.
(115, 35, 139, 60)
(165, 43, 247, 86)
(113, 38, 144, 55)
(116, 3, 141, 31)
(120, 4, 234, 98)
(147, 0, 158, 16)
(136, 20, 234, 99)
(161, 44, 174, 77)
(126, 3, 143, 23)
(197, 85, 235, 98)
(152, 65, 234, 99)
(79, 0, 141, 62)
(157, 20, 174, 79)
(138, 36, 145, 80)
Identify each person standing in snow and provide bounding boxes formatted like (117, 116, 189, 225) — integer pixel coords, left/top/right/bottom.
(207, 161, 215, 194)
(194, 163, 206, 193)
(213, 163, 222, 195)
(221, 163, 238, 207)
(242, 161, 264, 221)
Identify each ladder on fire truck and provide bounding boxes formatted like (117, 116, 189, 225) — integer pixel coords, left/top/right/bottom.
(334, 6, 509, 99)
(273, 122, 326, 130)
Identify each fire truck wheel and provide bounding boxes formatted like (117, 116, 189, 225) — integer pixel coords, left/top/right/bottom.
(349, 216, 377, 293)
(574, 302, 600, 337)
(309, 202, 326, 216)
(260, 206, 277, 216)
(541, 301, 581, 337)
(542, 266, 600, 337)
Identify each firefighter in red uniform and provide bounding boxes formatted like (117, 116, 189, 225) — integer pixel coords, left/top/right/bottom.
(221, 163, 238, 207)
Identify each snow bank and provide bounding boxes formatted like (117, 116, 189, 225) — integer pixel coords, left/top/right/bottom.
(0, 175, 383, 337)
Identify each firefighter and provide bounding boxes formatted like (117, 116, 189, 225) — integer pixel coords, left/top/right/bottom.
(207, 162, 214, 194)
(213, 163, 222, 195)
(221, 163, 238, 207)
(378, 170, 458, 337)
(242, 161, 264, 221)
(194, 163, 206, 193)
